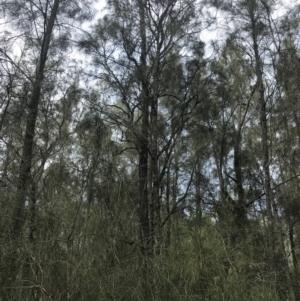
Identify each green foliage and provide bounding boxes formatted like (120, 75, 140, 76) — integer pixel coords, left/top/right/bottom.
(1, 0, 300, 300)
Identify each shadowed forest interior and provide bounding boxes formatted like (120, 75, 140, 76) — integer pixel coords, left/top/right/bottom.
(1, 0, 300, 300)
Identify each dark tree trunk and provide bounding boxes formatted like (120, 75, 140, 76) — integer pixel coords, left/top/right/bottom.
(138, 0, 150, 254)
(12, 0, 60, 236)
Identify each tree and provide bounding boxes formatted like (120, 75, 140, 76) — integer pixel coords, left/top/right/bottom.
(79, 0, 204, 256)
(0, 0, 94, 296)
(208, 0, 300, 298)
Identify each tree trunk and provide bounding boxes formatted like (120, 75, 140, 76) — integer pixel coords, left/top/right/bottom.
(150, 37, 161, 254)
(138, 0, 151, 255)
(165, 164, 171, 252)
(12, 0, 60, 236)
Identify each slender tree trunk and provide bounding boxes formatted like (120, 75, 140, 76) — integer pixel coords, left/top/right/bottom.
(195, 163, 202, 219)
(20, 182, 38, 301)
(251, 6, 275, 258)
(234, 132, 243, 204)
(138, 0, 150, 254)
(66, 238, 73, 300)
(150, 41, 161, 254)
(173, 153, 179, 249)
(289, 222, 298, 271)
(234, 128, 247, 227)
(165, 164, 171, 251)
(12, 0, 60, 236)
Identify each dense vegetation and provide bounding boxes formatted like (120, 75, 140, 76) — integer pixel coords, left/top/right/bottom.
(1, 0, 300, 299)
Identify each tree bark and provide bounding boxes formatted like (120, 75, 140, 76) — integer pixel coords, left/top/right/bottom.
(150, 32, 161, 254)
(138, 0, 151, 254)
